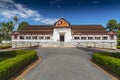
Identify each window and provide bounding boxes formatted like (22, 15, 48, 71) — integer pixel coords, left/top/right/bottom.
(45, 36, 50, 39)
(74, 37, 79, 40)
(95, 37, 101, 40)
(19, 36, 24, 39)
(81, 37, 86, 40)
(32, 36, 37, 39)
(39, 36, 44, 39)
(88, 37, 93, 40)
(26, 36, 31, 39)
(102, 36, 108, 40)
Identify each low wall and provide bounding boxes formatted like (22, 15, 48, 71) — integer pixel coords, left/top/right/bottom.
(2, 40, 11, 44)
(12, 41, 117, 49)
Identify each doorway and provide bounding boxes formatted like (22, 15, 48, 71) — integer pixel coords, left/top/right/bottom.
(60, 34, 64, 42)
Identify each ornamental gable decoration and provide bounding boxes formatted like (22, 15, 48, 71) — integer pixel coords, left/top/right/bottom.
(54, 18, 70, 27)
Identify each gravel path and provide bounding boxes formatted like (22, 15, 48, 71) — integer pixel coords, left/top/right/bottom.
(24, 48, 112, 80)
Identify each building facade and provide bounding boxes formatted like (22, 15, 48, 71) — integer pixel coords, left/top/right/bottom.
(12, 18, 117, 49)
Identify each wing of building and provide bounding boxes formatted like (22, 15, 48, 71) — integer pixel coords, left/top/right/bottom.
(12, 18, 117, 49)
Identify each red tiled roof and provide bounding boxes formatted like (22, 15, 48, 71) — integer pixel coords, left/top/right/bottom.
(16, 24, 109, 35)
(72, 30, 108, 35)
(19, 25, 53, 34)
(11, 31, 19, 35)
(71, 25, 106, 30)
(19, 30, 52, 34)
(71, 25, 108, 35)
(108, 31, 116, 35)
(20, 25, 53, 30)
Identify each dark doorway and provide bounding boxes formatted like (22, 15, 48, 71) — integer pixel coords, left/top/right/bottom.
(60, 34, 64, 42)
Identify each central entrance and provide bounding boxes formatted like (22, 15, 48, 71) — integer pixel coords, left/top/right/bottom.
(60, 33, 65, 42)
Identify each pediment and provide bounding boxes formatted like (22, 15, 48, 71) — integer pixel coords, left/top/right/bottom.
(54, 18, 70, 27)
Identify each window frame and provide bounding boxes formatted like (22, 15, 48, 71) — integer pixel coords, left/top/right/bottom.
(81, 37, 86, 40)
(19, 36, 24, 39)
(74, 36, 80, 40)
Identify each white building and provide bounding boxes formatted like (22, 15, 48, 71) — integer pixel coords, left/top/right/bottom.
(12, 18, 117, 49)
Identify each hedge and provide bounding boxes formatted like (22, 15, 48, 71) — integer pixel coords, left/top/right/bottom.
(92, 52, 120, 76)
(117, 46, 120, 49)
(0, 44, 12, 49)
(0, 57, 10, 62)
(0, 51, 16, 57)
(0, 50, 37, 80)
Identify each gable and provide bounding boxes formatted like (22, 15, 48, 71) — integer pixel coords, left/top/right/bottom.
(55, 18, 70, 27)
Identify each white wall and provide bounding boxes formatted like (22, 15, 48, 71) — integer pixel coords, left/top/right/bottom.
(2, 40, 11, 44)
(53, 28, 72, 42)
(11, 30, 117, 49)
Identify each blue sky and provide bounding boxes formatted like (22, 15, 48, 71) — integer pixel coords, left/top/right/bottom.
(0, 0, 120, 28)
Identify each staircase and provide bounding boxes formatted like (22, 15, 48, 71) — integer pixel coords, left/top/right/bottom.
(41, 42, 77, 48)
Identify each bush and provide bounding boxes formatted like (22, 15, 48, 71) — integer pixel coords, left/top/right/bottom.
(117, 46, 120, 49)
(0, 50, 37, 80)
(93, 52, 120, 76)
(0, 51, 16, 57)
(0, 44, 12, 49)
(0, 57, 10, 62)
(117, 40, 120, 46)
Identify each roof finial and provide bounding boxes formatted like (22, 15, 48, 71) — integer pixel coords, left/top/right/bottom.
(57, 5, 63, 18)
(61, 10, 63, 18)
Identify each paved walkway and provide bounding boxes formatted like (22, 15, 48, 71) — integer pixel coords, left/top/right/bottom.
(24, 48, 114, 80)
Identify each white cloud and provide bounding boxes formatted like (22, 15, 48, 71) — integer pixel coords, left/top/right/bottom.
(0, 0, 58, 24)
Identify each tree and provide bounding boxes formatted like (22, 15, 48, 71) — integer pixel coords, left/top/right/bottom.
(7, 21, 14, 32)
(13, 16, 19, 23)
(0, 22, 8, 40)
(117, 23, 120, 30)
(117, 23, 120, 41)
(106, 19, 118, 31)
(106, 19, 120, 46)
(7, 21, 14, 39)
(17, 21, 29, 30)
(13, 16, 19, 30)
(0, 26, 3, 43)
(0, 21, 14, 40)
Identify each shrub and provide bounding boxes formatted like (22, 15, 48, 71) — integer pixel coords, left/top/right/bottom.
(0, 51, 16, 57)
(0, 50, 37, 80)
(0, 57, 10, 62)
(117, 40, 120, 46)
(0, 44, 12, 49)
(93, 52, 120, 76)
(117, 46, 120, 49)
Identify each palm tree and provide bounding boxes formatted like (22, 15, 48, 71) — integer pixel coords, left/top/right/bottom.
(0, 21, 14, 40)
(13, 16, 19, 23)
(0, 22, 8, 40)
(0, 25, 3, 43)
(7, 21, 14, 40)
(7, 21, 14, 32)
(13, 16, 19, 30)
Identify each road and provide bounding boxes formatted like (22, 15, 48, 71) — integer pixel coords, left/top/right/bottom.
(24, 47, 113, 80)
